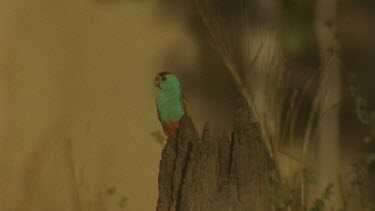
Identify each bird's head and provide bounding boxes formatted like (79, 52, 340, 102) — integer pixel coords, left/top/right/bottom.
(154, 72, 180, 89)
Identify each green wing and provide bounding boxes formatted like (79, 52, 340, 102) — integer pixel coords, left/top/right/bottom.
(157, 107, 161, 122)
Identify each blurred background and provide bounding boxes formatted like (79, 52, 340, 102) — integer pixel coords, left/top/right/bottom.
(0, 0, 374, 210)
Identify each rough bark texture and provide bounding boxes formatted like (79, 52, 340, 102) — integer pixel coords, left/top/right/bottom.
(157, 102, 277, 211)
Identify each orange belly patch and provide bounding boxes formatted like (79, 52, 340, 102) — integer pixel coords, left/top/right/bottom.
(161, 121, 180, 138)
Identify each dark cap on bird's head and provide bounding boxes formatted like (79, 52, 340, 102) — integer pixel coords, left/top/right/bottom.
(154, 71, 170, 88)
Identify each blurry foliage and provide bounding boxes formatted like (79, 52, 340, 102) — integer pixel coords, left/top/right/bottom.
(91, 0, 147, 5)
(349, 87, 375, 210)
(267, 167, 335, 211)
(340, 0, 375, 111)
(106, 186, 117, 195)
(150, 130, 166, 146)
(191, 0, 374, 210)
(343, 1, 375, 208)
(351, 153, 375, 210)
(193, 0, 320, 182)
(280, 0, 319, 66)
(117, 196, 128, 209)
(268, 173, 303, 210)
(309, 183, 334, 211)
(105, 185, 129, 210)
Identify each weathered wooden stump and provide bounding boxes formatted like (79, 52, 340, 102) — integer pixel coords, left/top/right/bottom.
(157, 102, 277, 211)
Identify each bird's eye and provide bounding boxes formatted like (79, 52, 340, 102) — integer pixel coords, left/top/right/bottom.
(154, 75, 162, 87)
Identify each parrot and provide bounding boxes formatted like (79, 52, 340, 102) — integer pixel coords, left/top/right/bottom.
(154, 72, 191, 138)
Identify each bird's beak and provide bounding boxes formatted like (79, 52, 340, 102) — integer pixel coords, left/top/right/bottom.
(154, 75, 162, 88)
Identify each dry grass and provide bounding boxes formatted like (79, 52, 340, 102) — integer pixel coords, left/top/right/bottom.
(191, 0, 340, 209)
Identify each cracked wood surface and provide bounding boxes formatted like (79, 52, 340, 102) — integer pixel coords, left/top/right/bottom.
(156, 102, 277, 211)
